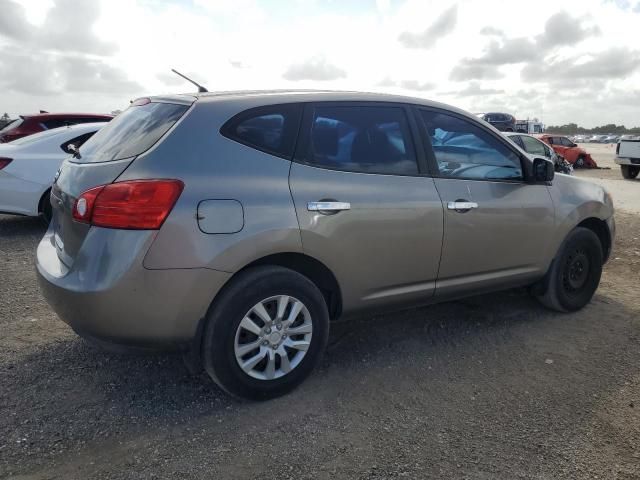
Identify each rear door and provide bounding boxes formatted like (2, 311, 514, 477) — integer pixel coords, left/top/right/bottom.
(289, 102, 444, 315)
(416, 108, 555, 298)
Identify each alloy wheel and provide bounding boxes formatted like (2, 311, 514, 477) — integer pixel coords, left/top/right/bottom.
(234, 295, 313, 380)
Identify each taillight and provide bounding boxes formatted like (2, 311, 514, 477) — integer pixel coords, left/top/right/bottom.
(72, 180, 184, 229)
(0, 157, 12, 169)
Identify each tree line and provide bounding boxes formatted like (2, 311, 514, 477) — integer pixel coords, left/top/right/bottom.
(546, 123, 640, 135)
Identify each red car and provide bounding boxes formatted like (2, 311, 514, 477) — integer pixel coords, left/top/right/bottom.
(0, 113, 113, 143)
(538, 134, 598, 168)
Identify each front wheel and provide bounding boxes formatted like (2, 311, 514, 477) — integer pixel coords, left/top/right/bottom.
(537, 227, 603, 312)
(574, 155, 585, 168)
(621, 165, 639, 179)
(202, 266, 329, 400)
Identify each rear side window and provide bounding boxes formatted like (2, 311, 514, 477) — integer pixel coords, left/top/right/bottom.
(59, 131, 97, 154)
(221, 104, 301, 159)
(304, 105, 418, 175)
(75, 102, 189, 163)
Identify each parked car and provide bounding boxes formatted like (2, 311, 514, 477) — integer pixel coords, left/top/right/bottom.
(602, 135, 619, 144)
(505, 132, 572, 174)
(539, 134, 598, 168)
(0, 123, 103, 221)
(476, 112, 516, 132)
(615, 138, 640, 179)
(0, 113, 112, 143)
(37, 92, 615, 400)
(586, 135, 607, 143)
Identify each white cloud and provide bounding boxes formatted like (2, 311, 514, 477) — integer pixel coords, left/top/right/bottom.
(0, 0, 639, 127)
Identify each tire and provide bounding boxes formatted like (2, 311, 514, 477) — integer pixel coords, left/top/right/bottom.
(621, 165, 639, 179)
(537, 227, 603, 312)
(40, 189, 52, 225)
(574, 155, 585, 168)
(202, 265, 329, 400)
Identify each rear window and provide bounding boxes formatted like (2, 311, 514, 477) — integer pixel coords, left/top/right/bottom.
(0, 118, 23, 134)
(73, 102, 189, 163)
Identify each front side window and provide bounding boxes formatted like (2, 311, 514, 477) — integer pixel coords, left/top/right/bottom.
(520, 135, 548, 157)
(560, 137, 573, 147)
(420, 110, 522, 181)
(222, 104, 301, 158)
(306, 106, 418, 175)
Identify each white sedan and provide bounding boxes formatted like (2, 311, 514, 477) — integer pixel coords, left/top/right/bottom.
(0, 122, 104, 221)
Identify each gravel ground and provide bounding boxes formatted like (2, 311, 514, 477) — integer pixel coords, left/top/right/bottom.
(0, 158, 639, 478)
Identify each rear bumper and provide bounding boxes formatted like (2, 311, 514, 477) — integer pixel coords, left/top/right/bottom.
(615, 157, 640, 166)
(36, 227, 231, 349)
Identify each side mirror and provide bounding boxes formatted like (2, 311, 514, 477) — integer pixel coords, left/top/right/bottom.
(533, 157, 554, 182)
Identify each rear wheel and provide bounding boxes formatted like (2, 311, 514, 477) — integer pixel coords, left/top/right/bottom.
(621, 165, 639, 179)
(202, 266, 329, 400)
(537, 227, 603, 312)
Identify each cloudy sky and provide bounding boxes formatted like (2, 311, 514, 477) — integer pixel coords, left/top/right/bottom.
(1, 0, 639, 127)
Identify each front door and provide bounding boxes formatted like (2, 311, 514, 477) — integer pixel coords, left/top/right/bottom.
(417, 108, 555, 297)
(289, 103, 444, 315)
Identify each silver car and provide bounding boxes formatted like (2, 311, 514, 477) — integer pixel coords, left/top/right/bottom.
(37, 92, 615, 399)
(505, 132, 573, 174)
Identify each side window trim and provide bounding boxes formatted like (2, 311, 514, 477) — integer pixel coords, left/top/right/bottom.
(414, 106, 528, 183)
(293, 101, 426, 177)
(220, 103, 303, 161)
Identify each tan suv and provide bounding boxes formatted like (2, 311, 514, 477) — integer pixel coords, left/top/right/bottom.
(37, 91, 615, 399)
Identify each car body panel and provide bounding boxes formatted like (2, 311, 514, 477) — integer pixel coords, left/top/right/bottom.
(433, 178, 555, 296)
(545, 174, 615, 257)
(289, 162, 444, 314)
(616, 139, 640, 165)
(0, 123, 103, 216)
(129, 100, 304, 272)
(37, 226, 230, 346)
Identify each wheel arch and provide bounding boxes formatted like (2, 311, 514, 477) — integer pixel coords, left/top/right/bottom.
(241, 252, 343, 321)
(576, 217, 612, 263)
(37, 187, 52, 215)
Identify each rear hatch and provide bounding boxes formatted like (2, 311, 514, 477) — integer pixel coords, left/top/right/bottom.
(50, 97, 193, 268)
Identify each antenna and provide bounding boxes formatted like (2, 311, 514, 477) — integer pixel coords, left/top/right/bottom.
(171, 69, 208, 93)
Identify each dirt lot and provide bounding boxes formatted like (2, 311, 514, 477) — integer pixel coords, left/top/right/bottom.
(0, 152, 639, 479)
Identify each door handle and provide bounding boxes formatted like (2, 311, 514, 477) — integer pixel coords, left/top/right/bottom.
(307, 201, 351, 213)
(447, 201, 478, 212)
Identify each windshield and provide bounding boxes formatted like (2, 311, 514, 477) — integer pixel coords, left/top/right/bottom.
(74, 102, 190, 163)
(0, 118, 23, 134)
